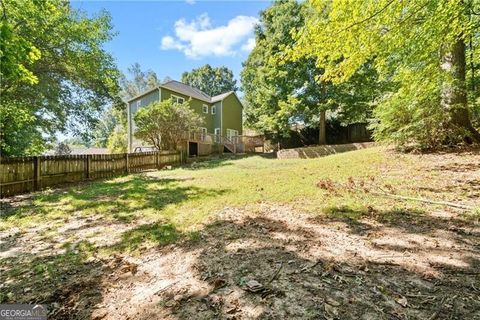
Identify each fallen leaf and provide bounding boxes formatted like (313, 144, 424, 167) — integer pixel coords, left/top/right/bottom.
(244, 279, 264, 293)
(324, 303, 339, 318)
(395, 296, 408, 308)
(325, 297, 341, 307)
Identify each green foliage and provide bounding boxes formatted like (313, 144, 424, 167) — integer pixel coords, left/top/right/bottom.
(292, 0, 480, 148)
(98, 63, 168, 153)
(119, 63, 165, 101)
(107, 124, 127, 153)
(54, 142, 72, 156)
(0, 102, 48, 155)
(134, 99, 204, 150)
(241, 0, 380, 138)
(0, 0, 120, 156)
(92, 107, 119, 148)
(0, 1, 41, 86)
(181, 64, 237, 96)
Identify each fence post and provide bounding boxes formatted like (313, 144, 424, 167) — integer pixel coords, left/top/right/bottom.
(33, 156, 41, 190)
(125, 153, 129, 173)
(86, 155, 92, 179)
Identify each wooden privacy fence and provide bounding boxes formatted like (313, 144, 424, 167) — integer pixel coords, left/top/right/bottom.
(0, 151, 181, 198)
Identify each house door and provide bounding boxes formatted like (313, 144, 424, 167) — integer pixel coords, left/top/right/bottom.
(189, 142, 198, 157)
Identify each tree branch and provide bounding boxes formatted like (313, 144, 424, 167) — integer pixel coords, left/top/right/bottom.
(0, 0, 6, 20)
(340, 0, 398, 32)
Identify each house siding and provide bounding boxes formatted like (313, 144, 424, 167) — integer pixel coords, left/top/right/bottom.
(128, 90, 160, 152)
(160, 88, 215, 133)
(127, 85, 243, 153)
(213, 101, 222, 133)
(221, 94, 243, 136)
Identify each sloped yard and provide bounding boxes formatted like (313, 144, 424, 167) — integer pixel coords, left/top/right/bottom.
(1, 147, 479, 319)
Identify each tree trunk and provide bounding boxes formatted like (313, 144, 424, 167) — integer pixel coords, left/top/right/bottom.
(319, 110, 326, 145)
(440, 39, 480, 142)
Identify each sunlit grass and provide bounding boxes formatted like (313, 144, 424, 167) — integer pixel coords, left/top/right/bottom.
(1, 146, 476, 237)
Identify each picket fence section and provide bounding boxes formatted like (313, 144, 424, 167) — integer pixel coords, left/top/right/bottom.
(0, 151, 181, 198)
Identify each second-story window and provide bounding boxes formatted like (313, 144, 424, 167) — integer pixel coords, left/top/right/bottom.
(172, 95, 184, 104)
(203, 104, 208, 113)
(211, 105, 216, 115)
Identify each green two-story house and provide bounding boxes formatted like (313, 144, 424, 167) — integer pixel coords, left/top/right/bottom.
(127, 80, 243, 155)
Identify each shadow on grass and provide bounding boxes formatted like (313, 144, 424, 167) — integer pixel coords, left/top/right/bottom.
(1, 175, 229, 224)
(0, 208, 480, 320)
(0, 240, 105, 319)
(111, 223, 180, 252)
(319, 205, 480, 236)
(2, 203, 479, 319)
(321, 206, 429, 234)
(0, 221, 186, 319)
(137, 213, 480, 320)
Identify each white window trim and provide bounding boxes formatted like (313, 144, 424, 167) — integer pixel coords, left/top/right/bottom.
(203, 104, 209, 114)
(211, 105, 216, 115)
(171, 94, 185, 104)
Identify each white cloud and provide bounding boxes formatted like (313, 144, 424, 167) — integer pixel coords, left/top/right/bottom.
(241, 38, 255, 52)
(161, 13, 258, 59)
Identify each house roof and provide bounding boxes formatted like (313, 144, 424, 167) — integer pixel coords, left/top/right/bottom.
(211, 91, 233, 103)
(161, 80, 211, 102)
(127, 80, 241, 106)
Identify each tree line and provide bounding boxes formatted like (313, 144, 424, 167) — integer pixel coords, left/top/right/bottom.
(1, 0, 479, 156)
(242, 0, 480, 148)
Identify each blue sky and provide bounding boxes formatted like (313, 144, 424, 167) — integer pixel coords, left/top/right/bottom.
(72, 0, 271, 87)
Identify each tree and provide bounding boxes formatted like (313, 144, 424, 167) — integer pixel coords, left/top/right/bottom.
(181, 64, 237, 96)
(292, 0, 480, 147)
(92, 107, 118, 148)
(119, 63, 164, 101)
(134, 99, 204, 151)
(101, 63, 169, 152)
(241, 0, 380, 144)
(0, 0, 120, 156)
(54, 142, 72, 156)
(107, 125, 127, 153)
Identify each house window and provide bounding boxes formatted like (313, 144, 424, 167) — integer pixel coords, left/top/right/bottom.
(211, 105, 216, 115)
(172, 95, 184, 104)
(214, 128, 221, 142)
(136, 100, 141, 108)
(203, 104, 209, 113)
(201, 127, 207, 135)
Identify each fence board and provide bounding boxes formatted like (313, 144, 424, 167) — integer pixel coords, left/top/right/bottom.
(0, 151, 181, 198)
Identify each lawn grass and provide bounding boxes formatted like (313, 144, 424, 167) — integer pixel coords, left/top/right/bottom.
(1, 146, 476, 236)
(1, 146, 479, 316)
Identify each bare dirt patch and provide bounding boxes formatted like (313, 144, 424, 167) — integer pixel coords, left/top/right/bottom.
(34, 203, 477, 320)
